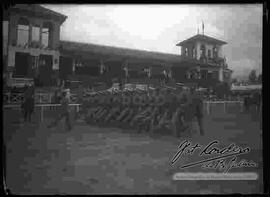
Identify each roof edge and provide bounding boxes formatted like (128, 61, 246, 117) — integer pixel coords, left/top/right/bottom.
(176, 34, 227, 46)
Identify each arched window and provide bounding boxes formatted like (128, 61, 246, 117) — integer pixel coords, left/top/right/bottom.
(17, 17, 29, 46)
(200, 44, 206, 58)
(32, 26, 40, 42)
(208, 49, 211, 58)
(186, 71, 191, 79)
(192, 46, 196, 59)
(213, 46, 218, 58)
(42, 22, 53, 48)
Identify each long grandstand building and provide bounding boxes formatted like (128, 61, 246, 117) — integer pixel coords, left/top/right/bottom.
(3, 4, 233, 89)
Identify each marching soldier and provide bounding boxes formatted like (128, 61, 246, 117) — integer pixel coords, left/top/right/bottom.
(154, 91, 166, 128)
(180, 86, 203, 136)
(130, 93, 152, 130)
(191, 88, 204, 136)
(177, 87, 194, 135)
(116, 93, 132, 123)
(121, 93, 141, 124)
(104, 96, 121, 124)
(80, 83, 205, 137)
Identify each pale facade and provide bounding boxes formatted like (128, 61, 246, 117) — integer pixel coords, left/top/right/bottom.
(3, 5, 66, 86)
(177, 34, 232, 84)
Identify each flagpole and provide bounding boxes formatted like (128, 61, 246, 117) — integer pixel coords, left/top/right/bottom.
(202, 21, 204, 35)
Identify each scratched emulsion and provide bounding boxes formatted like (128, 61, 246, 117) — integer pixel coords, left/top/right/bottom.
(4, 104, 262, 194)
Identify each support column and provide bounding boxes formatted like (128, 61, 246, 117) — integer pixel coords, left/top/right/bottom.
(196, 42, 201, 60)
(181, 46, 185, 56)
(219, 67, 224, 82)
(28, 23, 32, 46)
(72, 58, 76, 75)
(9, 15, 18, 46)
(218, 46, 222, 58)
(188, 46, 192, 58)
(39, 23, 43, 47)
(52, 22, 60, 50)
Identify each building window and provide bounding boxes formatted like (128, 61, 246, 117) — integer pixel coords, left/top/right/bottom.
(32, 26, 40, 42)
(192, 46, 196, 59)
(186, 71, 191, 79)
(42, 22, 53, 48)
(200, 44, 206, 58)
(213, 46, 218, 58)
(17, 17, 29, 46)
(208, 49, 211, 58)
(201, 70, 207, 79)
(185, 48, 188, 56)
(212, 71, 219, 79)
(3, 20, 9, 42)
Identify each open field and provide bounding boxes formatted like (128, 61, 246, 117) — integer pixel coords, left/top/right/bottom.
(3, 104, 263, 194)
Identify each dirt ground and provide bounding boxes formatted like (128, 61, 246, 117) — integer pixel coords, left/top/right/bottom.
(3, 104, 263, 194)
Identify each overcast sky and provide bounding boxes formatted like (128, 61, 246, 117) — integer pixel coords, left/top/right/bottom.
(43, 4, 262, 78)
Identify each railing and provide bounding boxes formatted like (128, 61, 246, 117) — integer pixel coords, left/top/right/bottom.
(2, 100, 249, 123)
(203, 101, 244, 115)
(7, 77, 34, 86)
(3, 103, 81, 122)
(3, 92, 78, 104)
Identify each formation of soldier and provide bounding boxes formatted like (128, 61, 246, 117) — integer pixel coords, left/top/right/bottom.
(78, 86, 205, 137)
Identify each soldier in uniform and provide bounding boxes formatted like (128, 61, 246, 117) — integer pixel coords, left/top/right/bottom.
(174, 88, 187, 135)
(92, 94, 104, 122)
(96, 94, 111, 123)
(178, 87, 195, 135)
(155, 89, 168, 128)
(181, 86, 203, 136)
(116, 92, 132, 123)
(191, 88, 205, 136)
(129, 95, 145, 127)
(122, 93, 141, 124)
(87, 94, 103, 123)
(170, 92, 182, 136)
(105, 93, 122, 124)
(102, 94, 113, 123)
(130, 92, 152, 131)
(136, 92, 154, 132)
(22, 83, 35, 123)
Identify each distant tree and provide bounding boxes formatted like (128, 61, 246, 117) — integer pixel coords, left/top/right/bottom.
(257, 74, 262, 83)
(248, 70, 257, 83)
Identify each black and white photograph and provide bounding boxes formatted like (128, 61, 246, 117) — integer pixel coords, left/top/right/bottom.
(2, 3, 264, 195)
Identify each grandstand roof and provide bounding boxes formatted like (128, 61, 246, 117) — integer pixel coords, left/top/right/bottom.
(60, 40, 184, 65)
(176, 34, 227, 46)
(5, 4, 67, 24)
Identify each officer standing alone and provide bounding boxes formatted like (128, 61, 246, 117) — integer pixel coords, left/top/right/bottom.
(190, 87, 205, 136)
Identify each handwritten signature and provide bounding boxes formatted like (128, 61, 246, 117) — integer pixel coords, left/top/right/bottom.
(171, 140, 257, 173)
